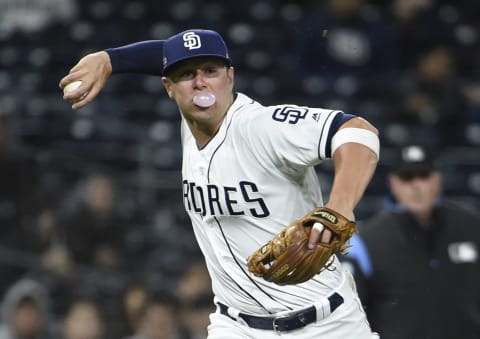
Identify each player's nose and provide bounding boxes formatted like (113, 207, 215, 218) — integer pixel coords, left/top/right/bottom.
(193, 71, 207, 87)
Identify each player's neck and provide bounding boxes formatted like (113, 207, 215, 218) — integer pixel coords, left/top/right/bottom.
(189, 93, 235, 149)
(188, 113, 227, 149)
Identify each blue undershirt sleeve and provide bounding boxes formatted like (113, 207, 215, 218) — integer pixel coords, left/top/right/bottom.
(105, 40, 165, 75)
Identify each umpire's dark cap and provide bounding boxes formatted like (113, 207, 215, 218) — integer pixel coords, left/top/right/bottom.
(391, 145, 437, 179)
(162, 29, 231, 76)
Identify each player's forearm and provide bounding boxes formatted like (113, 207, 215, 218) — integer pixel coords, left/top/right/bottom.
(105, 40, 165, 75)
(327, 143, 378, 218)
(326, 119, 379, 220)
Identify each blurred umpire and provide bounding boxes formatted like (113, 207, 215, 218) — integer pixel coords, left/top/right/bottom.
(343, 144, 480, 339)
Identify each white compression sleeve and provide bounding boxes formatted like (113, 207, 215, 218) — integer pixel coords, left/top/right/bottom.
(331, 127, 380, 159)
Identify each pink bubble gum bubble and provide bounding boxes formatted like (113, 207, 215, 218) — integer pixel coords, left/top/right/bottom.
(193, 92, 216, 107)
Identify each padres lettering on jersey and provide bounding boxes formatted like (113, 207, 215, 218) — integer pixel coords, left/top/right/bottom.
(180, 93, 347, 315)
(183, 180, 270, 217)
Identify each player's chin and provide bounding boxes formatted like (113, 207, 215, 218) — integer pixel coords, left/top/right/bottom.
(188, 108, 217, 120)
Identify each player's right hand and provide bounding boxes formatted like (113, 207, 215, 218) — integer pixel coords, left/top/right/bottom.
(59, 51, 112, 110)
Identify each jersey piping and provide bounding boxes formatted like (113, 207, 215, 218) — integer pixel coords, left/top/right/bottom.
(206, 104, 291, 312)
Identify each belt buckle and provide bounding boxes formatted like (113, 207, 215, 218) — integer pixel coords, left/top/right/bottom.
(272, 313, 294, 334)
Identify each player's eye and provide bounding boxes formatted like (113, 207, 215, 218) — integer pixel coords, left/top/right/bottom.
(203, 66, 221, 77)
(178, 70, 195, 80)
(206, 67, 218, 74)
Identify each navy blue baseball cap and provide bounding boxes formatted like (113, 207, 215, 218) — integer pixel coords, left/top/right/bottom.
(162, 29, 232, 75)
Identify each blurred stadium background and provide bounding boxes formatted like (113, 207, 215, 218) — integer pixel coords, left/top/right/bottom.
(0, 0, 479, 337)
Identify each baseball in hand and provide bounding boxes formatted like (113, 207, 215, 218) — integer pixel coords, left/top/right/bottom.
(63, 80, 82, 94)
(63, 80, 86, 103)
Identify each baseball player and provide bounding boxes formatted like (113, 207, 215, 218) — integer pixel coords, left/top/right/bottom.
(60, 29, 380, 338)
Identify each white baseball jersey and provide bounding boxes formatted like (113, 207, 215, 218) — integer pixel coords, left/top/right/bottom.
(181, 92, 347, 315)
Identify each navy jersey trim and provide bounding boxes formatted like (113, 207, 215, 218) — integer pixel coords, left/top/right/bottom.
(213, 216, 282, 314)
(317, 110, 336, 160)
(325, 113, 356, 158)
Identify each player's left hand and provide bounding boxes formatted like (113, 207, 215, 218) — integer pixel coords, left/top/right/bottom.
(307, 206, 354, 249)
(247, 207, 356, 285)
(59, 51, 112, 109)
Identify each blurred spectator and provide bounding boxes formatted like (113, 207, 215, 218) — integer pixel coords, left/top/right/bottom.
(392, 44, 466, 145)
(0, 0, 77, 38)
(62, 299, 105, 339)
(463, 81, 480, 124)
(176, 261, 212, 304)
(59, 172, 129, 270)
(388, 0, 479, 75)
(177, 293, 213, 339)
(0, 278, 58, 339)
(122, 285, 149, 336)
(388, 0, 451, 69)
(176, 262, 214, 339)
(23, 202, 72, 279)
(343, 144, 480, 338)
(293, 0, 399, 103)
(0, 114, 39, 294)
(122, 291, 180, 339)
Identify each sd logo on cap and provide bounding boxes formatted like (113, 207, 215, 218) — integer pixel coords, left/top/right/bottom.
(162, 29, 232, 76)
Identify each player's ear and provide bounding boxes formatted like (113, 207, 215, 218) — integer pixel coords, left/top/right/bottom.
(227, 66, 234, 86)
(162, 77, 173, 99)
(227, 66, 234, 77)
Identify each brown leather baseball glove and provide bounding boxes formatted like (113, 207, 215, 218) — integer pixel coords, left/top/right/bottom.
(247, 207, 356, 285)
